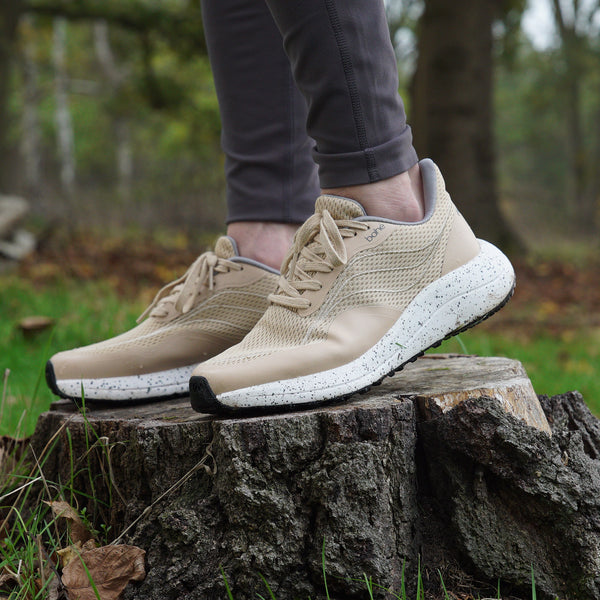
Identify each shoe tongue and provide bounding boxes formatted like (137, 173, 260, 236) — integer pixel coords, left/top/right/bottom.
(315, 195, 366, 220)
(214, 235, 239, 259)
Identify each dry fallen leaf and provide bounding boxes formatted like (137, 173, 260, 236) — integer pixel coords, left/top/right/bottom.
(18, 315, 55, 335)
(46, 575, 63, 600)
(45, 501, 92, 545)
(81, 539, 97, 552)
(62, 545, 146, 600)
(58, 544, 83, 569)
(58, 540, 99, 569)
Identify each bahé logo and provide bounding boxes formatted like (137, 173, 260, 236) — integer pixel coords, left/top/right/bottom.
(364, 223, 385, 242)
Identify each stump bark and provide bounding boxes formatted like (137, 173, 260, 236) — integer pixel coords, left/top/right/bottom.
(30, 355, 600, 600)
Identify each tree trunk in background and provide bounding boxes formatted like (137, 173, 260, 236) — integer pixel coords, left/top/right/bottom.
(590, 87, 600, 232)
(52, 17, 76, 200)
(0, 1, 23, 193)
(20, 15, 42, 198)
(93, 20, 133, 203)
(551, 0, 599, 234)
(411, 0, 517, 250)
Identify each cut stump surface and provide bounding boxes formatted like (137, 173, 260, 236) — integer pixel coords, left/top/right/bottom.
(46, 354, 549, 433)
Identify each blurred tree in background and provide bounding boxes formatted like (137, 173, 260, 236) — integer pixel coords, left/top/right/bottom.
(0, 0, 598, 248)
(1, 0, 224, 233)
(496, 0, 600, 243)
(410, 0, 527, 249)
(0, 0, 23, 192)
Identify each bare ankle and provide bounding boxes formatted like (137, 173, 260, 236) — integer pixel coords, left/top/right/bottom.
(227, 222, 299, 270)
(322, 162, 424, 222)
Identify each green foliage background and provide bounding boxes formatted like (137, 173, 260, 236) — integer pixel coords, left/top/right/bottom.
(11, 16, 226, 232)
(6, 5, 600, 245)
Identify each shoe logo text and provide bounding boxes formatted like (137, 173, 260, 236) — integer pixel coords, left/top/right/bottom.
(364, 224, 385, 242)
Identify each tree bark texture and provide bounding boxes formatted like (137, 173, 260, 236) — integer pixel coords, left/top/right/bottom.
(411, 0, 517, 250)
(30, 356, 600, 600)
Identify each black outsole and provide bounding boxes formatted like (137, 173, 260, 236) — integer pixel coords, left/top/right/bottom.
(45, 360, 189, 409)
(189, 283, 516, 418)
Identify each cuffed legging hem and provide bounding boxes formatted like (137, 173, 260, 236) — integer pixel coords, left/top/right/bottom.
(315, 126, 419, 188)
(225, 194, 315, 224)
(225, 212, 313, 225)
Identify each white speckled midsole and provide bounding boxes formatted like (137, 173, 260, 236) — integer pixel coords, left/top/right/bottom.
(216, 240, 515, 409)
(55, 364, 197, 401)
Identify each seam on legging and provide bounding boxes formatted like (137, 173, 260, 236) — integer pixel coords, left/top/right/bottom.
(285, 68, 294, 222)
(323, 0, 379, 182)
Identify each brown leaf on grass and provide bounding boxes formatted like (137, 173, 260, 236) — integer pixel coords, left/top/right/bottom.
(57, 540, 98, 569)
(18, 315, 55, 336)
(62, 545, 146, 600)
(45, 501, 92, 545)
(46, 575, 65, 600)
(58, 544, 81, 569)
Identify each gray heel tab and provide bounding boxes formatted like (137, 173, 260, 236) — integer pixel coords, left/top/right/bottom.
(419, 158, 439, 221)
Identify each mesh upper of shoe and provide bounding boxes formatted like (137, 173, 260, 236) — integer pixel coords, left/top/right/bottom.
(65, 237, 278, 357)
(204, 169, 454, 367)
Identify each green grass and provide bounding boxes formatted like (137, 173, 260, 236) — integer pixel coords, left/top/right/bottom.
(0, 274, 143, 437)
(218, 550, 539, 600)
(0, 406, 119, 598)
(0, 428, 65, 599)
(1, 271, 598, 438)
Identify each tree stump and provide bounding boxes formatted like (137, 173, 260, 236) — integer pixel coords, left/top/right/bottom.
(30, 355, 600, 599)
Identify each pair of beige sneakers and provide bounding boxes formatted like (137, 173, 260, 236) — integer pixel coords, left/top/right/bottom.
(46, 160, 515, 414)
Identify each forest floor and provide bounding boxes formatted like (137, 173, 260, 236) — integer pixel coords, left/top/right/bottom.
(2, 228, 599, 433)
(20, 228, 600, 329)
(1, 229, 599, 600)
(21, 227, 600, 347)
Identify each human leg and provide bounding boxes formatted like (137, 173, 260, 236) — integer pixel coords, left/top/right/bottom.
(190, 0, 515, 413)
(46, 0, 320, 402)
(264, 0, 423, 222)
(202, 0, 319, 267)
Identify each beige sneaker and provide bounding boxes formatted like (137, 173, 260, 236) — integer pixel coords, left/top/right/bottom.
(190, 160, 515, 414)
(46, 236, 279, 404)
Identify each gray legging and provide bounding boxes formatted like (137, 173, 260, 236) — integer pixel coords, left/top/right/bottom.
(201, 0, 418, 224)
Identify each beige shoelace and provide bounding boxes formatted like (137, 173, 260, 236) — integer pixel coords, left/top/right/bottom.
(269, 209, 368, 310)
(137, 252, 242, 321)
